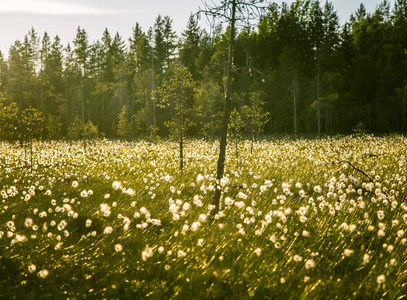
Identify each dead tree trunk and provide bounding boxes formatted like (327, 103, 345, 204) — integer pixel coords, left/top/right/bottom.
(213, 0, 237, 213)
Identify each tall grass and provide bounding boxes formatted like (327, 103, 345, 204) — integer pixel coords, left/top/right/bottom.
(0, 135, 406, 299)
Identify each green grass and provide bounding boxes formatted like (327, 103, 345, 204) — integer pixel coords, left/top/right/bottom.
(0, 135, 407, 299)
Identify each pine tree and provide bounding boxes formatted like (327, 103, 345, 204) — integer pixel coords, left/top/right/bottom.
(179, 15, 202, 79)
(117, 105, 132, 139)
(157, 65, 197, 170)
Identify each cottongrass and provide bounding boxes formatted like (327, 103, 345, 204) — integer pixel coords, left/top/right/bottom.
(0, 135, 406, 299)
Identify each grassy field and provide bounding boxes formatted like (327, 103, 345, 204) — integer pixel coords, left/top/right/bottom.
(0, 135, 406, 299)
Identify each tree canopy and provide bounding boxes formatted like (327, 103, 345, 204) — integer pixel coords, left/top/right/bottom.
(0, 0, 406, 142)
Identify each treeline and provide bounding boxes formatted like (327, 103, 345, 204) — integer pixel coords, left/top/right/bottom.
(0, 0, 406, 142)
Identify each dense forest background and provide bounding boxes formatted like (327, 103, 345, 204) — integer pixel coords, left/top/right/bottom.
(0, 0, 406, 142)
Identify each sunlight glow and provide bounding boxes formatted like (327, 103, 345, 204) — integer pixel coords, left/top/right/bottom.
(0, 0, 131, 15)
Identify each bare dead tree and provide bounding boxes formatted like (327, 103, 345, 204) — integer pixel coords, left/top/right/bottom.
(197, 0, 268, 213)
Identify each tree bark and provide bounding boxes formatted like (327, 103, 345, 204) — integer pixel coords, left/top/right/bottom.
(180, 114, 184, 171)
(213, 0, 237, 213)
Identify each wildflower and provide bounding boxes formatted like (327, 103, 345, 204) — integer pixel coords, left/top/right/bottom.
(63, 204, 72, 211)
(305, 259, 315, 269)
(54, 242, 63, 250)
(235, 201, 245, 209)
(37, 269, 49, 279)
(182, 202, 191, 211)
(293, 255, 303, 262)
(115, 244, 123, 252)
(343, 249, 354, 257)
(80, 190, 88, 198)
(224, 197, 234, 206)
(124, 188, 136, 196)
(237, 191, 247, 199)
(24, 218, 33, 228)
(377, 210, 384, 220)
(191, 222, 201, 231)
(7, 221, 15, 229)
(85, 219, 92, 227)
(112, 181, 122, 190)
(377, 274, 385, 284)
(177, 250, 187, 258)
(299, 216, 307, 223)
(314, 185, 322, 193)
(16, 234, 27, 242)
(100, 203, 111, 217)
(363, 253, 370, 264)
(220, 177, 229, 186)
(72, 181, 79, 188)
(182, 224, 189, 232)
(28, 264, 36, 273)
(140, 207, 149, 215)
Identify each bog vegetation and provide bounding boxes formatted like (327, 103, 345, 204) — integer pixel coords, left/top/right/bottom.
(1, 135, 406, 299)
(1, 0, 407, 143)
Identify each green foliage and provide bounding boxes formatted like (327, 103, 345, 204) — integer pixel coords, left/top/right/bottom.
(228, 108, 244, 140)
(157, 65, 198, 139)
(85, 121, 100, 139)
(43, 114, 62, 140)
(352, 121, 367, 134)
(0, 136, 406, 298)
(70, 116, 99, 140)
(1, 1, 407, 141)
(117, 105, 132, 139)
(0, 100, 19, 140)
(240, 91, 270, 138)
(195, 77, 223, 139)
(20, 107, 45, 141)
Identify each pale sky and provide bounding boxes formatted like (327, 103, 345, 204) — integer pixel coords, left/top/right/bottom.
(0, 0, 389, 58)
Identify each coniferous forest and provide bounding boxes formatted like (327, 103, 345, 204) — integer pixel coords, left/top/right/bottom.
(0, 0, 406, 142)
(2, 2, 407, 299)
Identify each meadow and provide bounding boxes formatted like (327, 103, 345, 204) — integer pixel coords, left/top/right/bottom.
(0, 135, 406, 299)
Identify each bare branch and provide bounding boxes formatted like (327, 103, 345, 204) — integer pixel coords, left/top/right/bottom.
(196, 0, 269, 29)
(334, 160, 374, 183)
(333, 159, 389, 197)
